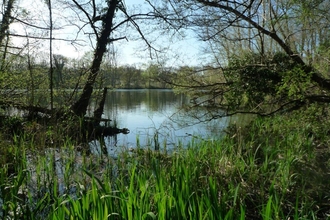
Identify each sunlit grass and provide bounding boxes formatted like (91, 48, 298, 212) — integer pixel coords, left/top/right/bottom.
(1, 106, 330, 219)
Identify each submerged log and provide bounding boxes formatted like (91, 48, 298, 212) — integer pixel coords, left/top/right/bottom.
(1, 90, 129, 143)
(93, 126, 130, 136)
(85, 120, 129, 140)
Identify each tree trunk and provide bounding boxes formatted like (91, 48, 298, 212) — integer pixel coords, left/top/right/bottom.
(0, 0, 15, 71)
(93, 87, 108, 122)
(71, 0, 119, 116)
(0, 0, 15, 47)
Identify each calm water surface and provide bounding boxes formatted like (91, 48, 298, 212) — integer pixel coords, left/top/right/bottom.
(89, 89, 230, 156)
(0, 89, 232, 215)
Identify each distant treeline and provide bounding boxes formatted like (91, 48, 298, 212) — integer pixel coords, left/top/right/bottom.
(0, 54, 178, 90)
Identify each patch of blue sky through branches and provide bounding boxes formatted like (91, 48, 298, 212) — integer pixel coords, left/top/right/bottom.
(9, 0, 209, 68)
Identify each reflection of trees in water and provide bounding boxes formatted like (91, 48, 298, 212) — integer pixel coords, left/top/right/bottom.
(105, 90, 188, 112)
(89, 135, 119, 156)
(97, 89, 230, 150)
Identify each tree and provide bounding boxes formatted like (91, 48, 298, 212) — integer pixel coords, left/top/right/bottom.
(53, 54, 67, 88)
(101, 45, 119, 88)
(144, 64, 160, 88)
(0, 0, 77, 109)
(68, 0, 167, 116)
(143, 63, 173, 88)
(117, 65, 142, 88)
(69, 0, 121, 116)
(46, 0, 54, 110)
(1, 0, 180, 116)
(157, 0, 330, 117)
(0, 0, 15, 47)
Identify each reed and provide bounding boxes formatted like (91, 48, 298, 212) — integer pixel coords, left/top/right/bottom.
(1, 107, 330, 219)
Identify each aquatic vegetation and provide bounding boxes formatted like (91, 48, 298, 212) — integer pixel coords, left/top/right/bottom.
(1, 107, 330, 219)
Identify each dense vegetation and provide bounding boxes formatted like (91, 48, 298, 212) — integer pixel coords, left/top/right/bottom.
(1, 55, 171, 91)
(1, 0, 330, 219)
(1, 104, 330, 219)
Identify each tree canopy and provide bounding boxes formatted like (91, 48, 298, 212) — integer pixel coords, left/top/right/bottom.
(154, 0, 330, 117)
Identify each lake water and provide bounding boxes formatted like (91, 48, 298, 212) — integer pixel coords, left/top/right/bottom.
(89, 89, 230, 156)
(0, 89, 233, 216)
(0, 89, 235, 215)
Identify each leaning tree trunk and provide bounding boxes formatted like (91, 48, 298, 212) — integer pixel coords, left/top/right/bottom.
(93, 87, 108, 122)
(71, 0, 119, 116)
(0, 0, 15, 47)
(0, 0, 15, 71)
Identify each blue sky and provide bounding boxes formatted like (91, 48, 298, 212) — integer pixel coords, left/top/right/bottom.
(118, 0, 205, 67)
(10, 0, 207, 67)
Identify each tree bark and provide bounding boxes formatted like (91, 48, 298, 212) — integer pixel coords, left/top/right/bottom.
(71, 0, 119, 116)
(93, 87, 108, 122)
(0, 0, 15, 47)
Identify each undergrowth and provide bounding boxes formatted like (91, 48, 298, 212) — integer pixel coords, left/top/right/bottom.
(0, 104, 330, 219)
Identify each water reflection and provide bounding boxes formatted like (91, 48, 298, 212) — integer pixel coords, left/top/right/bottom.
(93, 89, 229, 154)
(0, 90, 231, 217)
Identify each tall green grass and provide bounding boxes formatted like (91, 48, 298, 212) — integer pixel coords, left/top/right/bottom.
(1, 106, 330, 219)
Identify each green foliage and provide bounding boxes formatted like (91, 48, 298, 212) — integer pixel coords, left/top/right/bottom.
(1, 104, 330, 219)
(315, 38, 330, 77)
(277, 66, 312, 99)
(1, 107, 329, 219)
(220, 51, 321, 113)
(143, 64, 160, 88)
(225, 52, 294, 108)
(0, 116, 23, 137)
